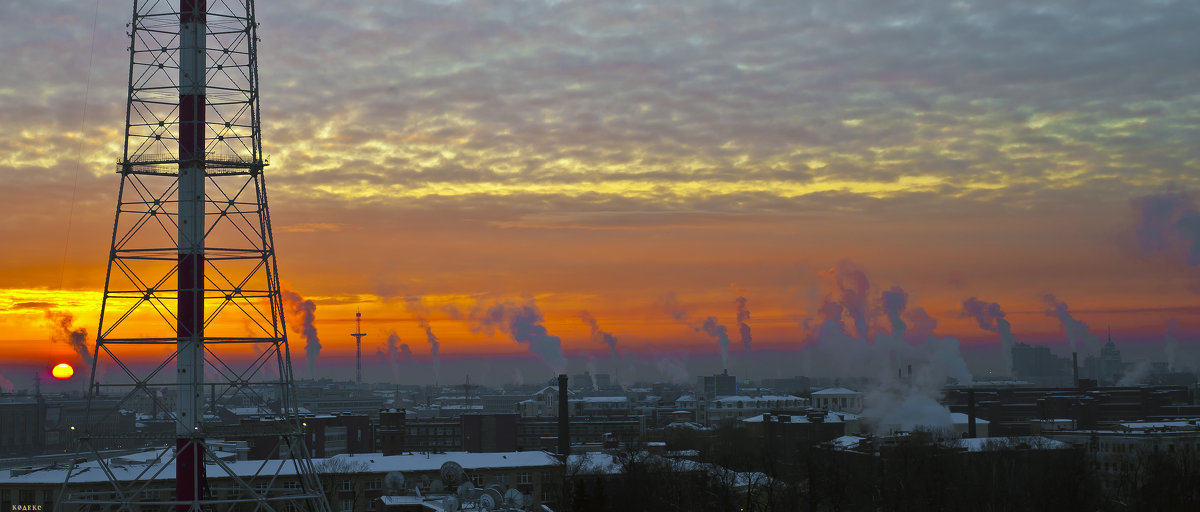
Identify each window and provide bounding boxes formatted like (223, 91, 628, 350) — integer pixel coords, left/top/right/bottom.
(367, 478, 382, 491)
(341, 479, 353, 492)
(284, 481, 301, 490)
(339, 499, 353, 512)
(519, 472, 531, 485)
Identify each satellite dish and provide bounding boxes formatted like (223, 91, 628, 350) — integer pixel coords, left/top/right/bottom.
(384, 472, 405, 493)
(504, 488, 522, 504)
(430, 479, 445, 493)
(487, 484, 506, 496)
(440, 461, 466, 487)
(456, 481, 475, 498)
(479, 492, 497, 510)
(522, 494, 533, 507)
(482, 488, 502, 507)
(442, 496, 460, 512)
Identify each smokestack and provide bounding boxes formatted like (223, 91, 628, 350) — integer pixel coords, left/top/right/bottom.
(558, 374, 569, 459)
(1072, 352, 1079, 388)
(907, 364, 912, 380)
(967, 389, 977, 439)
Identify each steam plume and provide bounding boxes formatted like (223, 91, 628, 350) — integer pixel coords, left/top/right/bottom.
(700, 316, 732, 371)
(45, 310, 93, 371)
(417, 317, 440, 383)
(403, 296, 441, 383)
(0, 373, 13, 393)
(579, 310, 618, 360)
(662, 292, 731, 370)
(661, 292, 691, 323)
(473, 299, 567, 374)
(833, 259, 871, 340)
(734, 296, 752, 352)
(881, 286, 908, 337)
(386, 332, 404, 379)
(959, 297, 1014, 376)
(281, 287, 321, 376)
(1041, 294, 1098, 354)
(1133, 191, 1200, 266)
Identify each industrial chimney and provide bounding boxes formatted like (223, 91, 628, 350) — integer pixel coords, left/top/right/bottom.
(558, 374, 569, 458)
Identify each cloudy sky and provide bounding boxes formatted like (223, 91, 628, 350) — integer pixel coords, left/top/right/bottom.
(2, 0, 1199, 388)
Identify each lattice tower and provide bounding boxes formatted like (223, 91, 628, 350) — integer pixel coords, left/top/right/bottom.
(58, 1, 330, 511)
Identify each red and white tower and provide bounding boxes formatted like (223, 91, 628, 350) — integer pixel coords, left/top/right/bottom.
(60, 2, 329, 511)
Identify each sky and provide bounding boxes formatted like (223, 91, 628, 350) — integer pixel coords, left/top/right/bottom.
(2, 0, 1199, 390)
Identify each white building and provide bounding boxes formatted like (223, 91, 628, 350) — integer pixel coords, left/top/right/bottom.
(811, 387, 864, 414)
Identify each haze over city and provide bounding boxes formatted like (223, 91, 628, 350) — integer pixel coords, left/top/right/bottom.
(3, 0, 1199, 391)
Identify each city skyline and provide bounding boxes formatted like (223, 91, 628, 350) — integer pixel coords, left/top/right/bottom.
(3, 1, 1199, 389)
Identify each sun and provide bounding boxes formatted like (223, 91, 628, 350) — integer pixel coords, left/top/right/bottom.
(51, 363, 74, 380)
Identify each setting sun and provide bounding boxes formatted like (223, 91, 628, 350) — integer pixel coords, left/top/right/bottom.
(51, 362, 74, 380)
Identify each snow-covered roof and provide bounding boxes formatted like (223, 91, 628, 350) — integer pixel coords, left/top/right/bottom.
(712, 395, 800, 404)
(576, 396, 629, 403)
(742, 411, 860, 424)
(2, 450, 560, 485)
(812, 387, 860, 396)
(826, 435, 1070, 454)
(1117, 419, 1200, 431)
(949, 412, 990, 425)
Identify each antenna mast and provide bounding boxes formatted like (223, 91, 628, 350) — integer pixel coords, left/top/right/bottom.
(352, 309, 367, 384)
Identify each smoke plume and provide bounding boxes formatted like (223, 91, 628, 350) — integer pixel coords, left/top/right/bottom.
(473, 299, 567, 374)
(881, 286, 908, 337)
(734, 296, 752, 353)
(662, 292, 732, 370)
(1133, 191, 1200, 266)
(1041, 294, 1099, 354)
(959, 297, 1015, 376)
(700, 316, 732, 371)
(0, 373, 13, 393)
(417, 317, 440, 383)
(402, 296, 441, 383)
(661, 292, 691, 323)
(384, 332, 405, 379)
(579, 310, 618, 360)
(829, 259, 872, 340)
(280, 287, 321, 376)
(45, 310, 93, 371)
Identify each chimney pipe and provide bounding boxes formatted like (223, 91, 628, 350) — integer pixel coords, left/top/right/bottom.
(967, 389, 977, 438)
(1072, 352, 1079, 388)
(558, 374, 569, 458)
(907, 365, 912, 380)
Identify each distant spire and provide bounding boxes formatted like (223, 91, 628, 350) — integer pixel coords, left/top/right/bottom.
(351, 308, 367, 384)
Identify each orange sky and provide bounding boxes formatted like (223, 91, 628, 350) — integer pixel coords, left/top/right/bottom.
(3, 1, 1200, 389)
